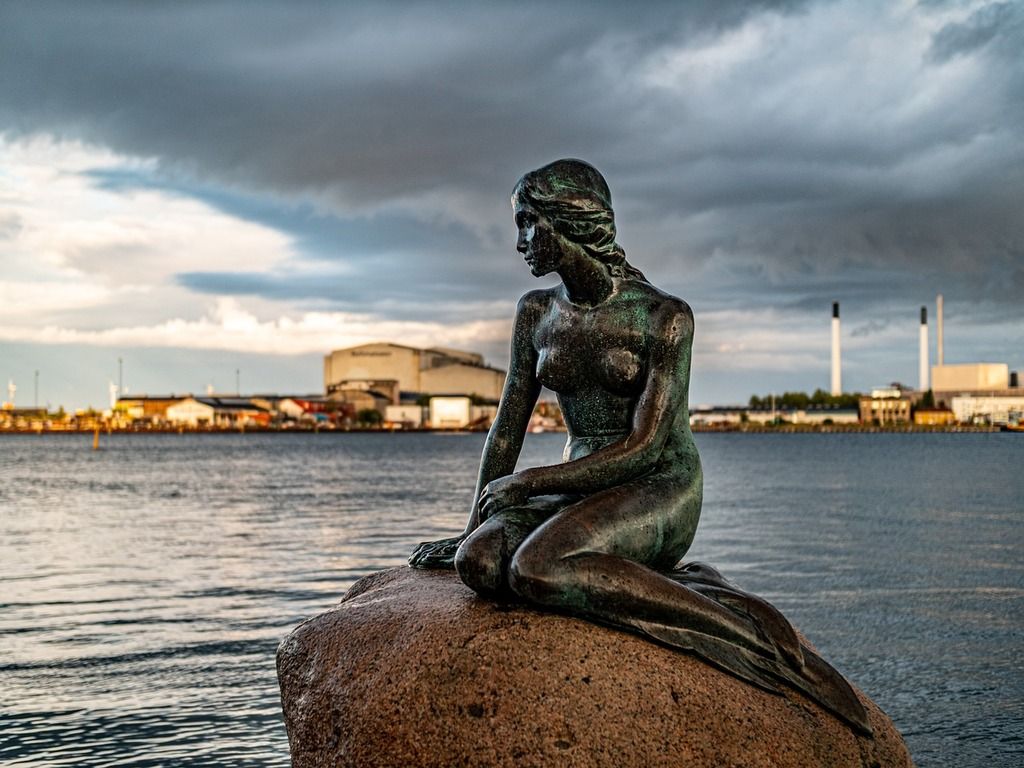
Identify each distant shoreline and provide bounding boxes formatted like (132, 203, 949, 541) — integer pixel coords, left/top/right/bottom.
(690, 424, 1002, 433)
(0, 424, 1008, 435)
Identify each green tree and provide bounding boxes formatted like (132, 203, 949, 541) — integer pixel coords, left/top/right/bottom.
(779, 391, 809, 409)
(747, 390, 862, 410)
(810, 388, 830, 406)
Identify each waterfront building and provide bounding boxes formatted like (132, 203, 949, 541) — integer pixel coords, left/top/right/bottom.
(385, 404, 426, 428)
(428, 396, 472, 428)
(426, 397, 497, 429)
(323, 342, 506, 403)
(116, 396, 189, 421)
(913, 407, 956, 426)
(273, 397, 332, 424)
(928, 363, 1023, 416)
(689, 407, 749, 427)
(859, 388, 913, 425)
(0, 407, 51, 431)
(165, 397, 270, 427)
(931, 363, 1009, 392)
(791, 407, 860, 425)
(688, 406, 860, 427)
(950, 395, 1024, 426)
(116, 394, 335, 426)
(326, 386, 392, 419)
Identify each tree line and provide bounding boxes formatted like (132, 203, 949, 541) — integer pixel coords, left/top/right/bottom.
(747, 389, 862, 410)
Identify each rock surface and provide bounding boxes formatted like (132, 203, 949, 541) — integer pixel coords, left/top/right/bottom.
(277, 567, 914, 768)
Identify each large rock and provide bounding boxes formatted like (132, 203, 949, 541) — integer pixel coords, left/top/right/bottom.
(278, 567, 913, 768)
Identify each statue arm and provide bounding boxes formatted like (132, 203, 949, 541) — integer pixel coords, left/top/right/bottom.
(486, 301, 692, 505)
(462, 292, 544, 531)
(409, 292, 543, 568)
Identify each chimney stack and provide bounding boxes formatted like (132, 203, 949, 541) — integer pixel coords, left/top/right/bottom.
(831, 302, 841, 396)
(919, 306, 929, 391)
(936, 294, 944, 366)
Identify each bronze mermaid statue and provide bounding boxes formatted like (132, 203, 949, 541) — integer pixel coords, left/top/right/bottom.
(409, 159, 870, 736)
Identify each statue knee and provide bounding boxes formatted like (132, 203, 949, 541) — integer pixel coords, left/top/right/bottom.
(454, 528, 505, 597)
(507, 547, 559, 604)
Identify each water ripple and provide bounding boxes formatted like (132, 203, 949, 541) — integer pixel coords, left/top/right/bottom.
(1, 432, 1022, 766)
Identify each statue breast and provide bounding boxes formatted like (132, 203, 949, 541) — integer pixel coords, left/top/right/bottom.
(536, 345, 644, 396)
(599, 348, 644, 395)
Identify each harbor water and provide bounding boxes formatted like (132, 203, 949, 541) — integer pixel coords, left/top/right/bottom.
(1, 432, 1022, 766)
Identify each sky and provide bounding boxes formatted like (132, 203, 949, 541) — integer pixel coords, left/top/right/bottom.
(1, 0, 1021, 410)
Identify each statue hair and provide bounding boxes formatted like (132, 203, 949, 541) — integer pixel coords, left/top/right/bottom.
(512, 159, 647, 281)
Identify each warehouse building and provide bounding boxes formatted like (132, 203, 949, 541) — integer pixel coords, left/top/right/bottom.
(165, 397, 270, 427)
(950, 395, 1024, 426)
(931, 363, 1009, 393)
(323, 342, 506, 403)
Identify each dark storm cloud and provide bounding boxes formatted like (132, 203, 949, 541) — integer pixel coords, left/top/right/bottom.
(928, 1, 1020, 61)
(1, 1, 803, 199)
(2, 0, 1022, 328)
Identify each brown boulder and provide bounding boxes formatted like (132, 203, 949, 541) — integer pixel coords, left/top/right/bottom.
(277, 567, 913, 768)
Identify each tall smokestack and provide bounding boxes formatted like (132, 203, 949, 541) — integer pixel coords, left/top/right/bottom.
(831, 302, 841, 396)
(936, 294, 944, 366)
(919, 306, 929, 391)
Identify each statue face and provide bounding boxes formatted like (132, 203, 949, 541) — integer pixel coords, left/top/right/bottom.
(515, 203, 564, 277)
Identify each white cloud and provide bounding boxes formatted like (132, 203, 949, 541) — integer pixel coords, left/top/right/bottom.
(0, 296, 511, 356)
(0, 134, 296, 325)
(0, 280, 115, 318)
(0, 134, 515, 364)
(692, 304, 924, 374)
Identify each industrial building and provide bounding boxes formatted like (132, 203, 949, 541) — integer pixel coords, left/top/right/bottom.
(323, 342, 506, 403)
(950, 395, 1024, 427)
(428, 397, 497, 429)
(928, 361, 1021, 425)
(841, 294, 1022, 426)
(931, 363, 1009, 393)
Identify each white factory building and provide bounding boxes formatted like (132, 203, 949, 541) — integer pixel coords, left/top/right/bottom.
(931, 363, 1010, 393)
(929, 363, 1023, 426)
(323, 342, 507, 403)
(950, 395, 1024, 426)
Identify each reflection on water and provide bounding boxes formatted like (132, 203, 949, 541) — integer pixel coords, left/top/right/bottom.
(1, 432, 1021, 766)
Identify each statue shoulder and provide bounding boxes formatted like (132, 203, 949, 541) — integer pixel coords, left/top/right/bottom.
(621, 280, 693, 332)
(646, 289, 694, 341)
(516, 287, 557, 317)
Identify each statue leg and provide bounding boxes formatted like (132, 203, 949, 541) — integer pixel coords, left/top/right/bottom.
(454, 495, 575, 599)
(505, 471, 778, 658)
(498, 473, 873, 735)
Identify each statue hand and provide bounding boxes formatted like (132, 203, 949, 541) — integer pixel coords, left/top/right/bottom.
(478, 476, 530, 520)
(408, 535, 464, 570)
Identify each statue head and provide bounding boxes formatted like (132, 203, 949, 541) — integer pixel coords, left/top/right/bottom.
(512, 159, 645, 281)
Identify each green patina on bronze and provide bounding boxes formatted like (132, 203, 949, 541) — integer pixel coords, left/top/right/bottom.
(410, 159, 871, 736)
